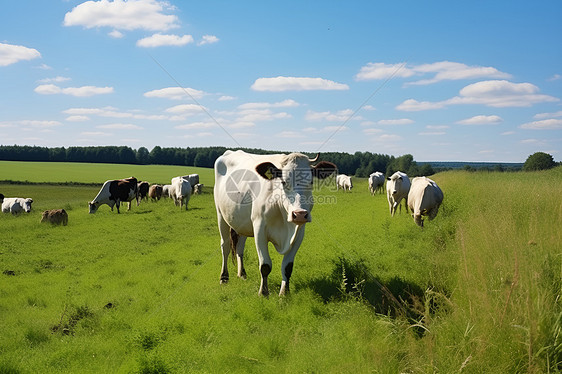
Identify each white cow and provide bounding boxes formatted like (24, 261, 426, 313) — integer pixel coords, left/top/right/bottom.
(386, 171, 411, 216)
(368, 172, 385, 195)
(162, 184, 172, 198)
(214, 150, 337, 296)
(181, 174, 200, 193)
(171, 176, 191, 210)
(2, 197, 33, 214)
(407, 177, 443, 227)
(336, 174, 353, 192)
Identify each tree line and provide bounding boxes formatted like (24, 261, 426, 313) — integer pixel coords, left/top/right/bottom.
(0, 145, 437, 177)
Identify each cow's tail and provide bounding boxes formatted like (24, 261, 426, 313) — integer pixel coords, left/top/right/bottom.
(229, 228, 238, 265)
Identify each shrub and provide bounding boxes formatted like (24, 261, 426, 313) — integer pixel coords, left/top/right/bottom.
(523, 152, 556, 171)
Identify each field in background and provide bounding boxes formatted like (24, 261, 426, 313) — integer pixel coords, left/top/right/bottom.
(0, 162, 560, 373)
(0, 161, 214, 185)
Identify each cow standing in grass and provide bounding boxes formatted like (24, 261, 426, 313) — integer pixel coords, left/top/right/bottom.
(214, 150, 337, 296)
(41, 209, 68, 225)
(336, 174, 353, 192)
(88, 177, 138, 214)
(386, 171, 411, 216)
(369, 172, 385, 195)
(137, 181, 150, 203)
(171, 176, 191, 210)
(407, 177, 443, 227)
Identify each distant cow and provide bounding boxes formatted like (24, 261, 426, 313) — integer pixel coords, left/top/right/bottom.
(214, 150, 337, 296)
(41, 209, 68, 226)
(193, 183, 204, 195)
(181, 174, 199, 193)
(2, 197, 33, 214)
(89, 177, 138, 214)
(386, 171, 411, 216)
(368, 172, 385, 195)
(148, 184, 163, 201)
(171, 176, 191, 210)
(407, 177, 443, 227)
(137, 181, 150, 203)
(162, 184, 172, 198)
(336, 174, 353, 192)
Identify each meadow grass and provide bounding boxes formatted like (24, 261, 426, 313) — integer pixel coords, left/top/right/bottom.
(0, 162, 560, 373)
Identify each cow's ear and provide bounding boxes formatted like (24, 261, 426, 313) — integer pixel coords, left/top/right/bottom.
(312, 161, 338, 180)
(255, 162, 282, 180)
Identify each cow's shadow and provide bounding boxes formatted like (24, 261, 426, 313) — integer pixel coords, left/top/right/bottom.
(302, 256, 451, 335)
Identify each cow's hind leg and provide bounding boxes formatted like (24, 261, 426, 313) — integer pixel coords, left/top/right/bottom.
(218, 214, 231, 284)
(235, 234, 248, 279)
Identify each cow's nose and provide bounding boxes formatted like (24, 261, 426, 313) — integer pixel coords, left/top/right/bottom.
(290, 209, 310, 224)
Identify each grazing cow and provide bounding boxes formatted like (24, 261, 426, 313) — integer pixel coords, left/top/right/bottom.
(193, 183, 204, 195)
(336, 174, 353, 192)
(137, 181, 150, 203)
(214, 150, 337, 296)
(171, 176, 191, 210)
(407, 177, 443, 227)
(148, 184, 163, 201)
(162, 184, 172, 198)
(2, 197, 33, 214)
(386, 171, 411, 216)
(41, 209, 68, 226)
(88, 177, 138, 214)
(368, 172, 385, 195)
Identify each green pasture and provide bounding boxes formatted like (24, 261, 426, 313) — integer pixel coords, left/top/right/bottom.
(0, 161, 214, 185)
(0, 162, 560, 373)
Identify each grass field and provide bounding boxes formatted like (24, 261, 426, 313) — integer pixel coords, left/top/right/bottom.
(0, 161, 560, 373)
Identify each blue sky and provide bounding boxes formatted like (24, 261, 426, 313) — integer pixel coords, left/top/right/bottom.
(1, 0, 561, 162)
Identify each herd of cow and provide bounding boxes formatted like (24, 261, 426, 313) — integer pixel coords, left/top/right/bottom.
(1, 150, 444, 297)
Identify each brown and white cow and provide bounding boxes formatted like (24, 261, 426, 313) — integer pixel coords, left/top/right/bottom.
(214, 150, 337, 296)
(41, 209, 68, 225)
(407, 176, 443, 227)
(89, 177, 138, 214)
(148, 184, 163, 201)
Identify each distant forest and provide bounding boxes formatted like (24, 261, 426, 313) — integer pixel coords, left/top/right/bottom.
(0, 145, 521, 176)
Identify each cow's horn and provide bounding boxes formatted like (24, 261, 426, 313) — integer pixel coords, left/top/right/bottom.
(308, 153, 319, 162)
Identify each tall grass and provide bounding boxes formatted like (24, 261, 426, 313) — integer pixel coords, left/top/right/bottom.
(0, 163, 560, 373)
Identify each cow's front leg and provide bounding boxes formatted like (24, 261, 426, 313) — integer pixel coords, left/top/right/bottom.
(279, 226, 305, 296)
(254, 230, 271, 297)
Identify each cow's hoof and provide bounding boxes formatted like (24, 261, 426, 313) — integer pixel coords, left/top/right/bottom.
(220, 275, 229, 284)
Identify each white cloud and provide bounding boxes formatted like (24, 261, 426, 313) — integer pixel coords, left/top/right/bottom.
(36, 63, 52, 70)
(238, 99, 299, 110)
(175, 121, 217, 130)
(519, 119, 562, 130)
(64, 0, 179, 32)
(108, 30, 124, 38)
(97, 123, 143, 130)
(165, 104, 206, 114)
(397, 80, 559, 111)
(35, 84, 114, 97)
(548, 74, 561, 81)
(305, 109, 355, 122)
(456, 115, 503, 125)
(419, 131, 446, 136)
(218, 95, 236, 101)
(501, 131, 515, 135)
(377, 118, 414, 125)
(251, 76, 349, 92)
(37, 76, 71, 83)
(426, 125, 450, 129)
(137, 33, 194, 47)
(66, 115, 90, 122)
(237, 109, 291, 122)
(0, 42, 41, 66)
(277, 131, 304, 138)
(198, 35, 219, 46)
(144, 87, 207, 100)
(3, 120, 62, 128)
(534, 110, 562, 119)
(363, 128, 383, 135)
(355, 61, 511, 85)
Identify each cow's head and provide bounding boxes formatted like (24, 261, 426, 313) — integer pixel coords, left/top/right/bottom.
(255, 154, 337, 225)
(22, 198, 33, 212)
(88, 201, 100, 214)
(388, 174, 402, 195)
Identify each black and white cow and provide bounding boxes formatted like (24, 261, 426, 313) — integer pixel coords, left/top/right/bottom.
(89, 177, 138, 214)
